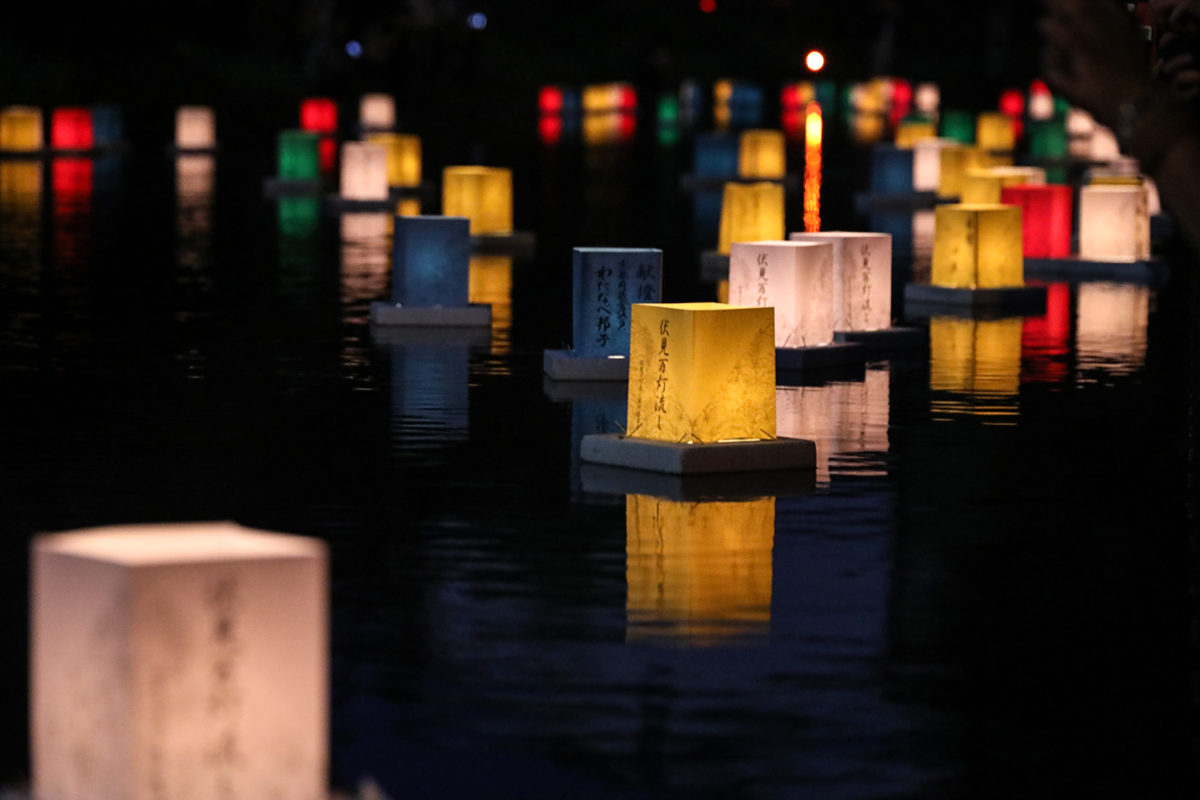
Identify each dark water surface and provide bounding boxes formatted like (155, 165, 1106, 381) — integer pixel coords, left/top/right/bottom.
(0, 122, 1196, 799)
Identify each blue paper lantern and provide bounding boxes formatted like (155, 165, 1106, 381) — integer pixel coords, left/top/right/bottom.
(572, 247, 663, 357)
(90, 105, 123, 148)
(392, 215, 471, 308)
(869, 144, 914, 194)
(693, 133, 739, 179)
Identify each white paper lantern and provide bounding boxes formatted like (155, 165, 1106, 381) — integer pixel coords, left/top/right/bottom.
(359, 93, 396, 131)
(729, 240, 834, 347)
(339, 141, 389, 201)
(1078, 184, 1150, 261)
(788, 231, 892, 332)
(175, 106, 216, 150)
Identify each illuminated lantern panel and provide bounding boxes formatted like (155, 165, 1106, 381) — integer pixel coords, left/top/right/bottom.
(277, 130, 320, 181)
(1029, 118, 1068, 158)
(914, 82, 940, 116)
(869, 145, 914, 194)
(367, 132, 421, 188)
(31, 522, 327, 800)
(572, 247, 663, 357)
(625, 495, 774, 645)
(339, 142, 389, 201)
(625, 302, 776, 444)
(999, 89, 1025, 119)
(789, 231, 892, 331)
(929, 316, 1023, 398)
(730, 240, 835, 347)
(913, 138, 952, 192)
(717, 181, 785, 255)
(895, 119, 936, 148)
(1000, 184, 1073, 258)
(175, 106, 215, 149)
(938, 146, 1009, 198)
(1078, 184, 1150, 262)
(359, 93, 396, 131)
(0, 106, 43, 151)
(442, 166, 513, 235)
(961, 166, 1046, 204)
(391, 214, 471, 308)
(939, 110, 975, 143)
(50, 107, 93, 150)
(539, 86, 564, 115)
(780, 82, 815, 111)
(299, 97, 337, 134)
(694, 133, 740, 178)
(932, 204, 1023, 289)
(318, 137, 337, 173)
(583, 82, 637, 114)
(396, 196, 421, 217)
(738, 129, 786, 179)
(1028, 88, 1055, 121)
(976, 111, 1016, 151)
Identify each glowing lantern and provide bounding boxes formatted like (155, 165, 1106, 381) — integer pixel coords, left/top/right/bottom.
(442, 166, 512, 235)
(389, 215, 470, 308)
(90, 105, 122, 148)
(1028, 119, 1069, 159)
(961, 166, 1046, 204)
(1066, 108, 1097, 137)
(780, 82, 815, 111)
(938, 145, 1007, 198)
(976, 111, 1016, 151)
(913, 138, 953, 191)
(1089, 126, 1122, 161)
(539, 114, 564, 145)
(1028, 80, 1055, 121)
(174, 106, 215, 150)
(339, 142, 389, 201)
(914, 83, 940, 116)
(738, 129, 786, 179)
(366, 132, 421, 188)
(717, 181, 785, 255)
(1078, 184, 1150, 261)
(999, 89, 1025, 119)
(929, 316, 1023, 398)
(939, 110, 975, 143)
(624, 303, 776, 443)
(51, 107, 93, 150)
(895, 119, 936, 147)
(932, 204, 1024, 288)
(850, 112, 887, 144)
(277, 130, 320, 181)
(572, 247, 663, 357)
(31, 522, 328, 800)
(1000, 184, 1073, 258)
(626, 495, 774, 645)
(869, 145, 913, 193)
(729, 240, 834, 347)
(0, 106, 43, 151)
(539, 86, 564, 115)
(0, 161, 42, 211)
(300, 97, 337, 134)
(788, 232, 892, 332)
(694, 133, 739, 178)
(583, 82, 636, 113)
(359, 93, 395, 131)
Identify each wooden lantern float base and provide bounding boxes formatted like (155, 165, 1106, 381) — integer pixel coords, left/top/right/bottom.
(166, 144, 219, 156)
(775, 341, 866, 373)
(1023, 255, 1168, 284)
(579, 461, 816, 501)
(325, 194, 397, 213)
(833, 327, 928, 351)
(543, 350, 629, 381)
(369, 301, 492, 327)
(263, 177, 323, 196)
(470, 231, 537, 257)
(581, 433, 816, 475)
(903, 282, 1047, 314)
(542, 375, 628, 403)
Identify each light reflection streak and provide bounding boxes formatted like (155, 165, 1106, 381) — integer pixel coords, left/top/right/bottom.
(929, 316, 1023, 423)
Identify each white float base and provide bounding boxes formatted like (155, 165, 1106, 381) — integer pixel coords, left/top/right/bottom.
(833, 327, 927, 350)
(543, 349, 629, 381)
(776, 342, 865, 372)
(263, 177, 323, 196)
(904, 283, 1046, 313)
(369, 302, 492, 327)
(579, 462, 816, 501)
(581, 433, 816, 475)
(1024, 256, 1168, 283)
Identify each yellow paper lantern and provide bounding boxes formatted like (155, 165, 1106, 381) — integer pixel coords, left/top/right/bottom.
(938, 145, 1011, 198)
(895, 119, 936, 148)
(738, 129, 786, 179)
(0, 105, 43, 151)
(1078, 184, 1150, 262)
(976, 111, 1015, 150)
(960, 166, 1046, 204)
(442, 166, 513, 235)
(931, 204, 1023, 289)
(367, 132, 421, 188)
(626, 302, 776, 444)
(929, 316, 1022, 398)
(625, 494, 774, 645)
(717, 181, 785, 255)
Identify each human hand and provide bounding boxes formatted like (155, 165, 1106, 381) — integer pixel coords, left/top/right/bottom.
(1155, 29, 1200, 98)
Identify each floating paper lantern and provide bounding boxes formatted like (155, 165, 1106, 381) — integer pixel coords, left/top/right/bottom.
(572, 247, 663, 357)
(1028, 81, 1055, 121)
(789, 231, 892, 331)
(961, 166, 1046, 204)
(913, 138, 953, 191)
(366, 133, 421, 188)
(717, 181, 785, 255)
(51, 107, 93, 150)
(391, 215, 471, 307)
(869, 144, 914, 193)
(932, 204, 1023, 288)
(694, 133, 740, 178)
(31, 522, 328, 800)
(914, 83, 940, 116)
(300, 97, 337, 134)
(1078, 184, 1150, 262)
(442, 166, 512, 235)
(1089, 126, 1122, 161)
(90, 105, 122, 148)
(277, 130, 320, 181)
(929, 316, 1022, 398)
(976, 111, 1016, 151)
(738, 129, 786, 179)
(1000, 184, 1072, 258)
(626, 494, 774, 645)
(583, 82, 637, 114)
(359, 93, 395, 131)
(175, 106, 215, 150)
(939, 110, 975, 143)
(625, 303, 776, 443)
(895, 118, 936, 147)
(938, 145, 1007, 198)
(0, 106, 43, 151)
(730, 240, 834, 347)
(339, 141, 388, 201)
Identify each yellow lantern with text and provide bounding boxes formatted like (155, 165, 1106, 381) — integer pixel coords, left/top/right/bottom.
(932, 204, 1023, 289)
(895, 119, 936, 147)
(717, 181, 785, 255)
(0, 106, 43, 151)
(367, 132, 421, 188)
(961, 166, 1046, 204)
(738, 129, 786, 179)
(442, 166, 512, 235)
(626, 303, 776, 444)
(976, 111, 1015, 150)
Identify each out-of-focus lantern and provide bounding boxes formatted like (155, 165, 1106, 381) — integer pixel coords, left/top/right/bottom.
(338, 141, 389, 201)
(895, 118, 937, 147)
(914, 83, 940, 116)
(1078, 184, 1150, 262)
(737, 129, 786, 179)
(960, 166, 1046, 204)
(367, 133, 421, 188)
(0, 106, 43, 152)
(913, 138, 953, 192)
(730, 240, 835, 348)
(50, 107, 93, 151)
(694, 133, 741, 180)
(929, 316, 1023, 402)
(788, 232, 892, 332)
(976, 111, 1016, 151)
(544, 247, 663, 380)
(359, 93, 395, 132)
(277, 130, 320, 181)
(31, 522, 328, 800)
(1075, 282, 1150, 372)
(442, 166, 512, 235)
(869, 144, 914, 194)
(938, 145, 1008, 198)
(1000, 184, 1073, 258)
(931, 204, 1024, 288)
(1089, 126, 1122, 160)
(717, 182, 785, 254)
(174, 106, 216, 151)
(939, 110, 975, 143)
(300, 97, 337, 134)
(1028, 80, 1055, 121)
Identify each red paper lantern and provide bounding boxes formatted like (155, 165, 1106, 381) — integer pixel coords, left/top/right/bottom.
(318, 136, 337, 172)
(538, 86, 563, 115)
(50, 108, 93, 150)
(300, 98, 338, 134)
(1001, 183, 1073, 258)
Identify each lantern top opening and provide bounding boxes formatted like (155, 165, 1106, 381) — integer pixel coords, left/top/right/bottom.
(36, 521, 322, 566)
(639, 301, 732, 312)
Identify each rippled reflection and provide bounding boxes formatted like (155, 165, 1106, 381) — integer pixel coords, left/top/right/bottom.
(626, 494, 774, 646)
(1022, 282, 1071, 384)
(175, 155, 214, 274)
(569, 392, 627, 503)
(1075, 282, 1150, 380)
(468, 254, 512, 357)
(929, 316, 1022, 422)
(340, 212, 391, 319)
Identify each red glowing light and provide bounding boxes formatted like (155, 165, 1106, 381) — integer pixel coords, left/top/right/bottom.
(52, 157, 93, 198)
(51, 108, 94, 150)
(781, 85, 801, 111)
(539, 86, 564, 115)
(538, 115, 563, 144)
(1029, 79, 1051, 97)
(999, 89, 1025, 118)
(699, 0, 716, 12)
(1021, 281, 1071, 383)
(782, 108, 804, 140)
(618, 111, 637, 140)
(889, 79, 912, 127)
(805, 50, 825, 72)
(300, 98, 338, 134)
(1001, 183, 1073, 258)
(318, 136, 337, 172)
(618, 86, 637, 112)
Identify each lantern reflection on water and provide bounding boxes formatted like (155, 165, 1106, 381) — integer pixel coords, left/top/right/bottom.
(929, 316, 1023, 420)
(340, 212, 391, 314)
(469, 254, 513, 357)
(1075, 282, 1150, 376)
(0, 106, 43, 152)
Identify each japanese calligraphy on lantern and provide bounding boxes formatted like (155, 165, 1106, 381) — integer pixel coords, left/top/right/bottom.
(729, 240, 835, 347)
(572, 247, 662, 357)
(789, 231, 892, 332)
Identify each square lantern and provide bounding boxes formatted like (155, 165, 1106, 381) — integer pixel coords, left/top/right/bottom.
(789, 231, 893, 332)
(717, 181, 785, 255)
(895, 118, 936, 147)
(1000, 184, 1073, 258)
(938, 145, 1008, 198)
(442, 166, 512, 235)
(1078, 184, 1150, 262)
(869, 144, 914, 194)
(90, 105, 123, 148)
(939, 110, 975, 143)
(976, 111, 1015, 151)
(175, 106, 216, 151)
(31, 522, 328, 800)
(299, 97, 337, 134)
(338, 141, 389, 201)
(914, 82, 940, 116)
(0, 106, 43, 152)
(359, 93, 396, 132)
(277, 130, 320, 181)
(961, 166, 1046, 204)
(913, 138, 953, 191)
(730, 240, 835, 348)
(367, 132, 421, 188)
(931, 204, 1024, 288)
(737, 129, 786, 179)
(51, 107, 93, 151)
(693, 132, 740, 179)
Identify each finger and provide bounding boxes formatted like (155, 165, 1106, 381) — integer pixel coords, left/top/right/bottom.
(1163, 53, 1197, 72)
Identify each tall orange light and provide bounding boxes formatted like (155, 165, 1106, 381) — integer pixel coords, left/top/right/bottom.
(803, 102, 822, 232)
